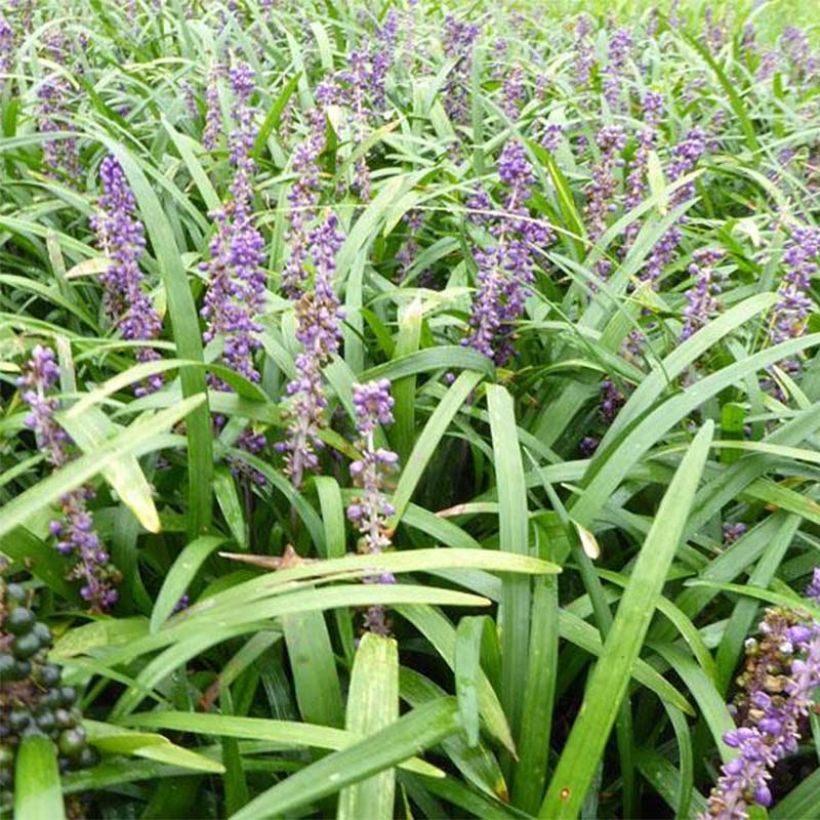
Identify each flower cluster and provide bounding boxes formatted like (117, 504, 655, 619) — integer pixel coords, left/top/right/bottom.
(442, 15, 480, 122)
(203, 62, 224, 152)
(201, 61, 265, 387)
(624, 91, 664, 250)
(680, 248, 725, 340)
(586, 125, 627, 278)
(346, 379, 399, 636)
(603, 27, 632, 111)
(277, 213, 345, 489)
(573, 14, 595, 90)
(640, 127, 708, 287)
(17, 347, 120, 611)
(766, 225, 820, 385)
(705, 591, 820, 820)
(0, 13, 13, 90)
(372, 10, 398, 112)
(92, 156, 163, 396)
(36, 33, 81, 184)
(464, 141, 553, 365)
(502, 65, 525, 118)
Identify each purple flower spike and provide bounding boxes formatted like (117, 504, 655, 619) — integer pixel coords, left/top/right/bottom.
(623, 91, 664, 251)
(604, 27, 633, 111)
(586, 125, 627, 276)
(278, 213, 345, 489)
(641, 127, 708, 287)
(767, 226, 820, 382)
(347, 380, 399, 635)
(92, 156, 163, 396)
(0, 13, 13, 90)
(680, 248, 725, 340)
(443, 15, 480, 122)
(806, 569, 820, 605)
(201, 60, 265, 387)
(573, 14, 595, 89)
(464, 141, 554, 365)
(17, 346, 120, 611)
(704, 589, 820, 819)
(203, 62, 223, 151)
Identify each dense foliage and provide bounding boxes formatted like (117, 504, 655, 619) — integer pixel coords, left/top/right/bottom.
(0, 1, 819, 818)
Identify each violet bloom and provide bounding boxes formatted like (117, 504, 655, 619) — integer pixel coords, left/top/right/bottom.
(703, 7, 726, 54)
(722, 522, 748, 545)
(624, 91, 664, 251)
(17, 346, 120, 611)
(346, 379, 399, 637)
(442, 15, 480, 122)
(464, 141, 553, 365)
(586, 125, 627, 278)
(501, 65, 525, 118)
(705, 599, 820, 819)
(541, 123, 563, 152)
(277, 213, 345, 489)
(201, 61, 265, 388)
(767, 225, 820, 381)
(0, 13, 13, 90)
(573, 14, 595, 90)
(780, 27, 815, 83)
(372, 10, 398, 112)
(203, 62, 223, 152)
(680, 248, 725, 340)
(806, 568, 820, 604)
(603, 27, 633, 111)
(282, 108, 328, 298)
(395, 209, 424, 278)
(599, 378, 625, 424)
(641, 127, 708, 287)
(92, 156, 163, 396)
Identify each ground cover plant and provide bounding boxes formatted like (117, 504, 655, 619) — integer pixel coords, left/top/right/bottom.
(0, 0, 819, 817)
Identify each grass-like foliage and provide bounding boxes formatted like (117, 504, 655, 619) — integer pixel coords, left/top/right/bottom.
(1, 0, 819, 818)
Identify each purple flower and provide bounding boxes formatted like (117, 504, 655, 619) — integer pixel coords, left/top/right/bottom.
(92, 156, 164, 396)
(806, 569, 820, 605)
(540, 123, 563, 152)
(201, 61, 265, 386)
(372, 10, 398, 111)
(573, 14, 595, 89)
(0, 13, 13, 90)
(464, 141, 553, 365)
(203, 62, 223, 152)
(604, 28, 633, 111)
(680, 248, 725, 340)
(347, 379, 400, 636)
(502, 65, 525, 118)
(722, 522, 748, 545)
(442, 15, 480, 122)
(600, 378, 625, 424)
(641, 127, 708, 287)
(586, 125, 627, 277)
(277, 213, 345, 489)
(624, 92, 664, 251)
(705, 597, 820, 819)
(765, 225, 820, 385)
(17, 346, 120, 611)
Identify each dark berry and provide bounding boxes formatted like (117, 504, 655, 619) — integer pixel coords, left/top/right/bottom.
(60, 687, 77, 707)
(6, 608, 35, 635)
(5, 584, 26, 603)
(58, 728, 86, 759)
(12, 633, 41, 660)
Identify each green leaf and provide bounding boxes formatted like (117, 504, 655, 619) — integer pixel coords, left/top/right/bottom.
(230, 699, 460, 820)
(487, 384, 530, 742)
(14, 735, 65, 820)
(540, 422, 713, 819)
(338, 634, 400, 820)
(388, 370, 484, 528)
(0, 396, 205, 541)
(84, 721, 225, 774)
(150, 535, 225, 633)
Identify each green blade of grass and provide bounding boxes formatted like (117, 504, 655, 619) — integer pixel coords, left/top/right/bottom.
(338, 633, 400, 820)
(540, 421, 713, 819)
